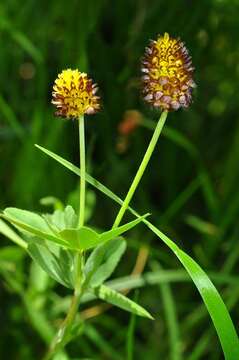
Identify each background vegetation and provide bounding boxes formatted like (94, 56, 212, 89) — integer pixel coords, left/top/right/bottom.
(1, 0, 239, 359)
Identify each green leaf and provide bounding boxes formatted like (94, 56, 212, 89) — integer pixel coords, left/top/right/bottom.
(28, 241, 75, 289)
(59, 227, 99, 250)
(2, 205, 145, 252)
(29, 261, 50, 293)
(4, 208, 50, 232)
(2, 208, 68, 247)
(0, 218, 27, 249)
(143, 220, 239, 360)
(85, 238, 127, 287)
(35, 144, 115, 196)
(43, 205, 77, 232)
(94, 285, 153, 319)
(59, 215, 147, 251)
(64, 206, 78, 228)
(68, 188, 96, 223)
(36, 145, 239, 359)
(99, 214, 149, 243)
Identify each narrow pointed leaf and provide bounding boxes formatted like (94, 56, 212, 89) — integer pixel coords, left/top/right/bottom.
(85, 238, 127, 287)
(28, 243, 69, 287)
(2, 209, 68, 247)
(94, 285, 153, 319)
(99, 214, 149, 243)
(36, 145, 239, 359)
(28, 242, 75, 289)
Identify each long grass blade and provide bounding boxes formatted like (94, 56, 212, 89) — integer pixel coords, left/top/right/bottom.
(36, 145, 239, 360)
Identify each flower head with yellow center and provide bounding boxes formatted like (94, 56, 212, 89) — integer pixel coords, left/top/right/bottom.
(52, 69, 100, 118)
(141, 33, 196, 111)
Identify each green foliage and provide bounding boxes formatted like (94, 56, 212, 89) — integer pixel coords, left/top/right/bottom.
(94, 285, 153, 320)
(37, 144, 239, 359)
(1, 1, 239, 359)
(2, 203, 150, 323)
(84, 237, 127, 287)
(28, 242, 76, 289)
(0, 218, 27, 249)
(2, 206, 147, 251)
(2, 207, 70, 247)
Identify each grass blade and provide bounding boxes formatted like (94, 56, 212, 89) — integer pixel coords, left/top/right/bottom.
(126, 292, 137, 360)
(151, 262, 181, 360)
(0, 218, 27, 249)
(36, 145, 239, 359)
(0, 95, 25, 139)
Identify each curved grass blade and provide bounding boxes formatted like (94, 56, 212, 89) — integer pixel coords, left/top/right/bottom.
(36, 145, 239, 360)
(146, 222, 239, 359)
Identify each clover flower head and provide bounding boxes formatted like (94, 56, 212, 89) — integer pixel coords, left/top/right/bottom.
(141, 33, 196, 111)
(52, 69, 100, 118)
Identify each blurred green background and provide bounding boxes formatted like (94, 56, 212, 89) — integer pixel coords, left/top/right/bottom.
(1, 0, 239, 359)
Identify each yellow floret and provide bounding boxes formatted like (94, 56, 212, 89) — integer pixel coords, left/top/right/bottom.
(52, 69, 100, 118)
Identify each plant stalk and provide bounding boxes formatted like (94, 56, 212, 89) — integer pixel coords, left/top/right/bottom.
(43, 254, 84, 360)
(112, 111, 168, 228)
(43, 116, 87, 360)
(78, 114, 86, 227)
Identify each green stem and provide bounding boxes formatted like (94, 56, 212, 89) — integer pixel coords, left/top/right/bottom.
(43, 255, 84, 360)
(78, 115, 86, 227)
(43, 116, 87, 360)
(112, 111, 168, 229)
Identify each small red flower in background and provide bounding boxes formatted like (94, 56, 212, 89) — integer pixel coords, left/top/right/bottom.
(116, 110, 142, 153)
